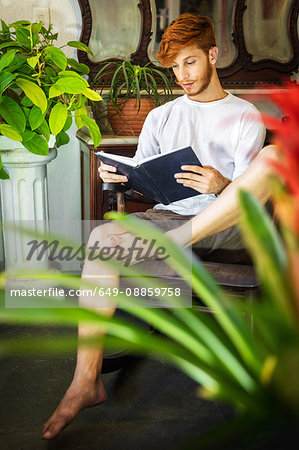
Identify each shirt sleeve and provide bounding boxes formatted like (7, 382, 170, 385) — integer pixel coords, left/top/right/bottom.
(133, 109, 161, 163)
(232, 106, 266, 180)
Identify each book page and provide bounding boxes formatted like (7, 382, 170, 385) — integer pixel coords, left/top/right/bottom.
(95, 152, 138, 167)
(139, 147, 187, 164)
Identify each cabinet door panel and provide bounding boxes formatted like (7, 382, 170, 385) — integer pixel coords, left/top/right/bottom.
(243, 0, 293, 63)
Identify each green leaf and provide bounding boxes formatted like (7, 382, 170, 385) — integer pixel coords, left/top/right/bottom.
(7, 53, 27, 73)
(0, 49, 19, 72)
(56, 130, 70, 148)
(15, 27, 31, 48)
(0, 96, 26, 132)
(54, 76, 87, 94)
(63, 115, 72, 132)
(0, 166, 9, 179)
(67, 40, 94, 56)
(0, 72, 15, 94)
(58, 70, 89, 85)
(21, 106, 30, 119)
(82, 87, 102, 101)
(29, 105, 44, 130)
(22, 130, 49, 155)
(31, 21, 43, 35)
(81, 114, 101, 147)
(9, 20, 31, 28)
(1, 19, 9, 33)
(44, 46, 67, 70)
(27, 55, 40, 69)
(0, 41, 23, 50)
(0, 124, 22, 141)
(49, 102, 68, 135)
(238, 190, 293, 322)
(74, 105, 87, 128)
(36, 118, 50, 142)
(15, 78, 47, 113)
(44, 66, 58, 82)
(48, 85, 64, 98)
(67, 58, 90, 74)
(20, 96, 33, 107)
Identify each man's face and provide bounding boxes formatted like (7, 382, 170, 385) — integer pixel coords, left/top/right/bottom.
(170, 44, 214, 99)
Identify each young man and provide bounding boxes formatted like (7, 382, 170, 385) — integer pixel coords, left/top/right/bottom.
(42, 14, 276, 439)
(99, 14, 266, 253)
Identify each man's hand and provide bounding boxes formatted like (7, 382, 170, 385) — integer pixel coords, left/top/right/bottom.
(98, 161, 128, 183)
(174, 165, 231, 195)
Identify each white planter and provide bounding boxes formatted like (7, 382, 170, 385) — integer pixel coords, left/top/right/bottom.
(0, 136, 57, 274)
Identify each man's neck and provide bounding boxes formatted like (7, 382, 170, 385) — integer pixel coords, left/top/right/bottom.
(187, 76, 227, 103)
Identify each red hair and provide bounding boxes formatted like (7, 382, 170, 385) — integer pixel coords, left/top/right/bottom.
(156, 14, 216, 67)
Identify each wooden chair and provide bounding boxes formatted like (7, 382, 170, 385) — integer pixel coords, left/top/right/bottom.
(102, 182, 260, 308)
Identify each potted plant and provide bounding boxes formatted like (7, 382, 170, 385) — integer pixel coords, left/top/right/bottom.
(0, 19, 102, 272)
(92, 60, 173, 136)
(0, 19, 102, 177)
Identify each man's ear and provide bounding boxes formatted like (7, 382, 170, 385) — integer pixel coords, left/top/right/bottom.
(209, 47, 218, 65)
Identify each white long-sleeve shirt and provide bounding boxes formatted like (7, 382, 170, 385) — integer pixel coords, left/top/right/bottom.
(134, 93, 265, 215)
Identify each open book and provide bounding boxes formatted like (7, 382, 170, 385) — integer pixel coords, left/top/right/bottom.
(95, 146, 202, 205)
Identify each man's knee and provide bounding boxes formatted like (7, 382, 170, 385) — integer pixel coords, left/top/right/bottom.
(255, 144, 280, 166)
(88, 222, 126, 248)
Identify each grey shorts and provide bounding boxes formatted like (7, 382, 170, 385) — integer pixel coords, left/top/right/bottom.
(132, 209, 247, 263)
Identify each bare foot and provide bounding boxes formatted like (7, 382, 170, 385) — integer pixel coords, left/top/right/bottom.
(42, 376, 107, 440)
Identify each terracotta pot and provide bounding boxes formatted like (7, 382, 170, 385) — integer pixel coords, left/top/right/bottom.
(107, 98, 156, 136)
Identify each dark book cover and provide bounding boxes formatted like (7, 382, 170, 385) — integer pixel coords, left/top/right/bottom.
(96, 146, 202, 205)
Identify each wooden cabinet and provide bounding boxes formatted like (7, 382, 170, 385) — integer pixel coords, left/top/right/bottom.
(79, 132, 154, 220)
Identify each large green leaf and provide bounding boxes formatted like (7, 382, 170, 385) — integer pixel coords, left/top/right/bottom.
(238, 190, 293, 322)
(48, 85, 64, 98)
(0, 71, 15, 94)
(31, 21, 43, 35)
(44, 46, 67, 70)
(62, 115, 72, 132)
(36, 118, 50, 142)
(58, 70, 89, 85)
(56, 130, 70, 147)
(21, 130, 49, 155)
(67, 58, 90, 74)
(49, 102, 68, 135)
(0, 48, 19, 72)
(67, 40, 94, 56)
(54, 76, 87, 94)
(0, 95, 26, 132)
(15, 78, 47, 113)
(81, 114, 101, 147)
(15, 27, 31, 48)
(29, 105, 44, 130)
(0, 41, 23, 50)
(9, 20, 31, 28)
(0, 123, 22, 141)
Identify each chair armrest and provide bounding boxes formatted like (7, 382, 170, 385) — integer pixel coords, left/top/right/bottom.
(102, 182, 129, 193)
(102, 182, 154, 204)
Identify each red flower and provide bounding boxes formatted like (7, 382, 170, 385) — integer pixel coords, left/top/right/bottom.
(263, 82, 299, 234)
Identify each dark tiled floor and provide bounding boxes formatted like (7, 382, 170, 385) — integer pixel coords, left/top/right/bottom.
(0, 323, 236, 450)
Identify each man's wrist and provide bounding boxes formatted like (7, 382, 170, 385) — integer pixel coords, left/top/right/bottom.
(216, 177, 231, 195)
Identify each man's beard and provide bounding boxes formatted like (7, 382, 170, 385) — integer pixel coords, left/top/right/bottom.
(187, 62, 213, 97)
